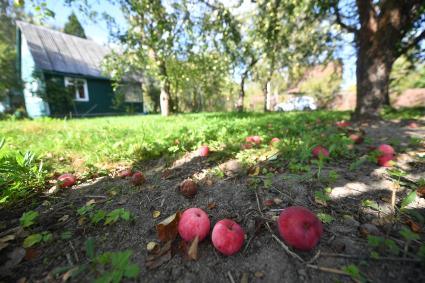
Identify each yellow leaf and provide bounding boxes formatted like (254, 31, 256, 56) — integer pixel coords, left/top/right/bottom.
(249, 166, 260, 176)
(147, 241, 159, 253)
(152, 210, 161, 219)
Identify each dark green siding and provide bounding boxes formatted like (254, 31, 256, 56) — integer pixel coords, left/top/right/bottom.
(44, 72, 143, 117)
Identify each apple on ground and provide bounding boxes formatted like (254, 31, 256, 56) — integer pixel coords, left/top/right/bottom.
(118, 169, 132, 178)
(57, 173, 76, 188)
(211, 219, 245, 256)
(311, 145, 330, 158)
(377, 155, 395, 167)
(336, 121, 352, 128)
(131, 171, 145, 185)
(270, 137, 280, 145)
(178, 208, 210, 242)
(277, 206, 323, 251)
(348, 133, 364, 144)
(246, 136, 261, 145)
(407, 122, 418, 129)
(198, 145, 209, 157)
(179, 179, 198, 198)
(377, 144, 395, 156)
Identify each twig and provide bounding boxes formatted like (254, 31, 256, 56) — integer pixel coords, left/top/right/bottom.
(69, 241, 79, 263)
(82, 195, 107, 199)
(227, 271, 236, 283)
(320, 252, 421, 262)
(306, 264, 350, 276)
(0, 226, 20, 238)
(243, 235, 256, 254)
(307, 250, 321, 264)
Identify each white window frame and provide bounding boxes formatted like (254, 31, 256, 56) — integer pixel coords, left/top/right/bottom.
(65, 77, 89, 102)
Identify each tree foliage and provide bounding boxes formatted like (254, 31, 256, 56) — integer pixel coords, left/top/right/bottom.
(63, 12, 86, 38)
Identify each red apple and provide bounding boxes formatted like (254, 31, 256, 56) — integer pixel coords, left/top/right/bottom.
(270, 137, 280, 145)
(349, 134, 364, 144)
(211, 219, 245, 256)
(336, 121, 352, 128)
(57, 173, 76, 188)
(198, 146, 209, 157)
(131, 171, 145, 185)
(377, 144, 395, 156)
(246, 136, 261, 145)
(407, 122, 418, 129)
(178, 208, 210, 242)
(311, 145, 329, 158)
(277, 206, 323, 251)
(240, 143, 253, 150)
(377, 155, 394, 167)
(118, 169, 132, 178)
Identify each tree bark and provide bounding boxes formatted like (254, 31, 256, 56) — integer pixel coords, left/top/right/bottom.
(263, 79, 272, 112)
(236, 75, 246, 112)
(160, 79, 170, 116)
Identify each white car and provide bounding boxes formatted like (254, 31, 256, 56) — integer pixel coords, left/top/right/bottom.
(274, 96, 317, 112)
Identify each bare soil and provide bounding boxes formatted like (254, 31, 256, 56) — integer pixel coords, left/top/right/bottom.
(1, 119, 425, 283)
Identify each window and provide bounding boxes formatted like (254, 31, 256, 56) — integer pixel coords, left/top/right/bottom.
(65, 77, 89, 102)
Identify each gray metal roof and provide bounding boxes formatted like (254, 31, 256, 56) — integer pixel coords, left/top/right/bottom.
(17, 21, 111, 79)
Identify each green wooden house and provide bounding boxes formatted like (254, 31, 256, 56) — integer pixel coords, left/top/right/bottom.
(16, 21, 143, 118)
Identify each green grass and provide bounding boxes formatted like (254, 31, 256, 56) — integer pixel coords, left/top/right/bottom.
(1, 108, 421, 204)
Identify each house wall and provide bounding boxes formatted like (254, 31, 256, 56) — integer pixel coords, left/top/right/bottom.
(19, 31, 50, 118)
(44, 73, 143, 116)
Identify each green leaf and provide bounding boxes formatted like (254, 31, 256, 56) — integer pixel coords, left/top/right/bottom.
(42, 232, 53, 242)
(61, 231, 72, 240)
(361, 199, 380, 211)
(94, 271, 114, 283)
(343, 264, 360, 280)
(105, 209, 121, 225)
(317, 213, 335, 224)
(23, 233, 43, 248)
(20, 211, 39, 228)
(86, 238, 95, 259)
(399, 227, 420, 241)
(124, 264, 140, 278)
(384, 239, 400, 255)
(91, 210, 106, 224)
(401, 191, 416, 209)
(111, 250, 132, 270)
(120, 210, 131, 221)
(367, 235, 384, 247)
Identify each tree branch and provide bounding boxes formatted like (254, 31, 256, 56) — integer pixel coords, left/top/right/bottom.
(399, 28, 425, 55)
(332, 2, 358, 34)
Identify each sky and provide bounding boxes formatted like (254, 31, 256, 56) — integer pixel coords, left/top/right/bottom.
(28, 0, 357, 89)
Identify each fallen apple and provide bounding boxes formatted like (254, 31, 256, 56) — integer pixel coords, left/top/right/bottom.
(178, 208, 210, 242)
(311, 145, 329, 158)
(211, 219, 245, 256)
(377, 144, 395, 157)
(179, 179, 198, 198)
(277, 206, 323, 251)
(270, 137, 280, 145)
(377, 155, 394, 167)
(198, 145, 209, 157)
(407, 122, 418, 129)
(246, 136, 261, 145)
(348, 133, 364, 144)
(57, 173, 76, 188)
(118, 169, 132, 178)
(336, 121, 352, 128)
(131, 171, 145, 185)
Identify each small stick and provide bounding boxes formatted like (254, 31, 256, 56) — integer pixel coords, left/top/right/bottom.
(82, 195, 107, 199)
(69, 241, 79, 263)
(306, 264, 350, 276)
(227, 271, 236, 283)
(65, 253, 74, 266)
(307, 250, 321, 264)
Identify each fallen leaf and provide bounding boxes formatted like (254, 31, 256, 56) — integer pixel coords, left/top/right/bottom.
(85, 199, 96, 206)
(241, 272, 249, 283)
(145, 240, 172, 269)
(187, 236, 199, 260)
(24, 248, 41, 261)
(406, 219, 421, 233)
(78, 217, 87, 226)
(207, 202, 217, 209)
(147, 242, 159, 253)
(273, 198, 283, 205)
(156, 211, 181, 242)
(263, 199, 274, 207)
(58, 215, 69, 222)
(248, 166, 260, 176)
(416, 186, 425, 198)
(254, 271, 264, 278)
(0, 234, 15, 251)
(152, 210, 161, 219)
(62, 267, 79, 282)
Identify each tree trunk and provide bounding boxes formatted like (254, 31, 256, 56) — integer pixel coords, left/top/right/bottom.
(263, 79, 271, 112)
(160, 79, 170, 116)
(236, 75, 246, 112)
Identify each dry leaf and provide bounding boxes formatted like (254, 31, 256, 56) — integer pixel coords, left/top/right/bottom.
(416, 186, 425, 198)
(152, 210, 161, 219)
(145, 240, 172, 269)
(24, 248, 40, 261)
(273, 198, 283, 205)
(86, 199, 96, 206)
(156, 211, 181, 242)
(0, 234, 15, 251)
(58, 215, 69, 222)
(207, 202, 217, 209)
(406, 219, 421, 233)
(241, 272, 249, 283)
(62, 267, 79, 282)
(147, 242, 159, 253)
(248, 166, 260, 176)
(78, 217, 87, 226)
(254, 271, 264, 278)
(187, 236, 199, 261)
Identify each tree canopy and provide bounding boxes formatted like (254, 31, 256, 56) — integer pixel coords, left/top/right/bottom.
(63, 12, 86, 38)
